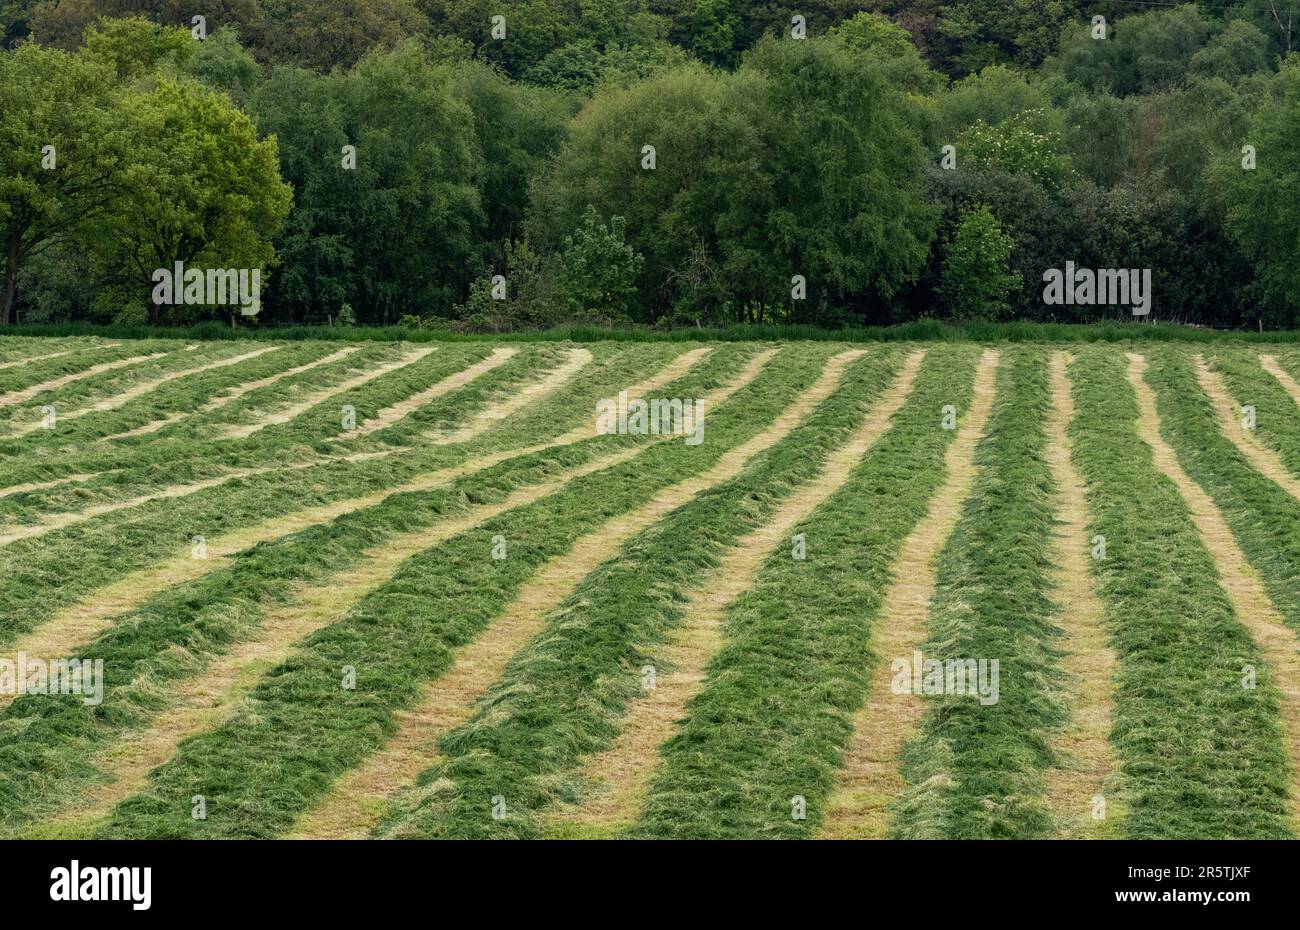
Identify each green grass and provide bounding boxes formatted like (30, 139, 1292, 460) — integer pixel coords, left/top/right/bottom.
(88, 345, 841, 838)
(0, 343, 709, 646)
(1, 334, 1296, 840)
(0, 343, 767, 834)
(10, 319, 1300, 346)
(1208, 348, 1300, 481)
(374, 347, 910, 839)
(0, 341, 176, 395)
(892, 348, 1062, 839)
(1068, 347, 1292, 838)
(0, 342, 596, 508)
(1145, 350, 1300, 634)
(0, 343, 294, 445)
(626, 347, 979, 839)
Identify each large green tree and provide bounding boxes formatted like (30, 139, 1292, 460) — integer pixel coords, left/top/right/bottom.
(1216, 57, 1300, 325)
(530, 34, 935, 325)
(252, 40, 493, 323)
(527, 62, 765, 322)
(0, 41, 119, 322)
(743, 35, 936, 323)
(90, 77, 291, 323)
(936, 204, 1020, 320)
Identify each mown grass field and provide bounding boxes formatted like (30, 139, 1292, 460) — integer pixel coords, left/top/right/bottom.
(2, 333, 1299, 839)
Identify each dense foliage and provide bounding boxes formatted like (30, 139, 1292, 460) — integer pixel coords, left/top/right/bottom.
(3, 1, 1299, 329)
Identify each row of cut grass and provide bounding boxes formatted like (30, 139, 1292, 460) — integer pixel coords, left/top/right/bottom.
(0, 342, 409, 471)
(0, 342, 619, 511)
(86, 344, 841, 838)
(0, 343, 629, 528)
(0, 344, 735, 648)
(624, 348, 979, 838)
(0, 340, 384, 483)
(0, 341, 171, 396)
(1068, 348, 1292, 838)
(0, 347, 511, 525)
(1148, 350, 1300, 633)
(226, 344, 550, 450)
(0, 343, 774, 835)
(0, 344, 241, 430)
(0, 344, 328, 449)
(891, 349, 1063, 838)
(0, 342, 124, 372)
(373, 348, 919, 839)
(1206, 349, 1300, 489)
(0, 347, 178, 409)
(0, 337, 116, 367)
(0, 343, 407, 472)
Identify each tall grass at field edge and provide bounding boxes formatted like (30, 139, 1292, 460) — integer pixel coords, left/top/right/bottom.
(7, 320, 1300, 346)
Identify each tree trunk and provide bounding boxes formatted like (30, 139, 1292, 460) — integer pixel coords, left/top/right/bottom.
(1, 234, 19, 326)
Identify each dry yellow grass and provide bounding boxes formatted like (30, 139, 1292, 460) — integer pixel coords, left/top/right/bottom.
(289, 348, 859, 839)
(218, 346, 437, 439)
(543, 351, 927, 837)
(1127, 353, 1300, 831)
(1260, 354, 1300, 410)
(0, 352, 169, 407)
(1042, 352, 1121, 838)
(818, 348, 1000, 839)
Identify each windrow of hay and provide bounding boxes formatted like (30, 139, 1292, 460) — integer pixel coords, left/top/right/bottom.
(1, 349, 725, 668)
(0, 349, 762, 726)
(104, 346, 362, 440)
(30, 441, 676, 834)
(291, 349, 860, 838)
(421, 346, 597, 445)
(818, 348, 1000, 839)
(1127, 353, 1300, 831)
(0, 349, 80, 370)
(0, 352, 169, 407)
(1195, 355, 1300, 500)
(1260, 354, 1300, 410)
(545, 351, 926, 835)
(8, 346, 282, 438)
(1042, 352, 1121, 838)
(218, 346, 437, 439)
(341, 348, 519, 438)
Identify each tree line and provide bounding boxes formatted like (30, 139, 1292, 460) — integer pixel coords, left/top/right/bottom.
(3, 1, 1300, 330)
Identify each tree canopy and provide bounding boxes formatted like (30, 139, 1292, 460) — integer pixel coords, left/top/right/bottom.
(3, 1, 1299, 329)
